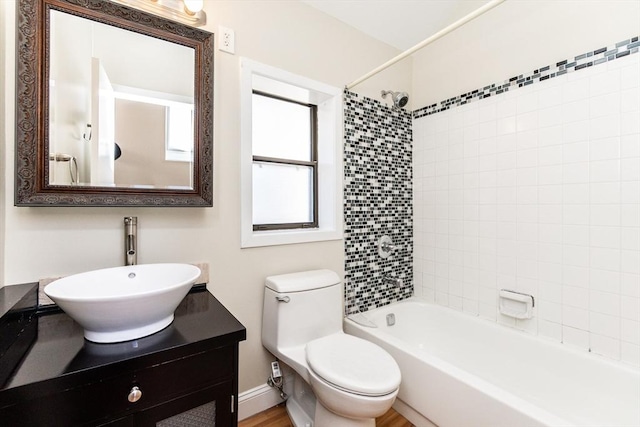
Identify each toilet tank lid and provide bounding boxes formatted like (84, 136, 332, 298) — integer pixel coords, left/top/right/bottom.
(265, 269, 340, 293)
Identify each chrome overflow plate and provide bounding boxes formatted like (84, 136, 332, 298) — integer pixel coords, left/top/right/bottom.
(386, 313, 396, 326)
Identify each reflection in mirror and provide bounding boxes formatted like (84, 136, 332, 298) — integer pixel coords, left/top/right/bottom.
(48, 10, 195, 189)
(15, 0, 214, 206)
(113, 93, 194, 188)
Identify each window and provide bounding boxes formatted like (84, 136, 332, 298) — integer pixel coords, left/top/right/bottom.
(165, 104, 194, 162)
(252, 92, 318, 230)
(240, 59, 343, 248)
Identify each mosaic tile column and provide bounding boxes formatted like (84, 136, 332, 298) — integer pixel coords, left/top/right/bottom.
(343, 91, 413, 315)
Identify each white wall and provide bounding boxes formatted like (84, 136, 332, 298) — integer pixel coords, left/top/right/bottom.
(0, 0, 411, 393)
(412, 0, 640, 109)
(91, 19, 195, 96)
(412, 1, 640, 366)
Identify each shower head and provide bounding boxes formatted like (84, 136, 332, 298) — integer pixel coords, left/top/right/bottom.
(381, 90, 409, 109)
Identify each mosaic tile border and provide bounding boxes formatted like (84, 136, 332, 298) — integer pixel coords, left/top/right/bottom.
(343, 90, 414, 315)
(414, 35, 640, 119)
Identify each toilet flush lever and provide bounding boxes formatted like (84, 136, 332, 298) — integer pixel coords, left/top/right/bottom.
(276, 296, 290, 303)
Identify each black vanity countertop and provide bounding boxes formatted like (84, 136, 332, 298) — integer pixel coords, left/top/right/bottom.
(0, 284, 246, 408)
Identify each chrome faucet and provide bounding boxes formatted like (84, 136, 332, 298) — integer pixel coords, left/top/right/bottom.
(383, 274, 402, 288)
(381, 240, 397, 252)
(124, 216, 137, 266)
(378, 235, 401, 258)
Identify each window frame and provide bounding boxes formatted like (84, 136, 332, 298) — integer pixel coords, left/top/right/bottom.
(240, 58, 343, 248)
(251, 90, 319, 231)
(165, 103, 194, 162)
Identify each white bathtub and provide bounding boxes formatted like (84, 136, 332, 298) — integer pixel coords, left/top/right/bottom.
(344, 298, 640, 427)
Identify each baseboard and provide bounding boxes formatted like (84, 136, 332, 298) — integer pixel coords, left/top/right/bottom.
(238, 383, 285, 421)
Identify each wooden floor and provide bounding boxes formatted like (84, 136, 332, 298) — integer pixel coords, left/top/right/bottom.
(239, 404, 414, 427)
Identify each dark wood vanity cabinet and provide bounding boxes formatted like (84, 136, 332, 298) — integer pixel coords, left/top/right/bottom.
(0, 286, 246, 426)
(2, 346, 237, 426)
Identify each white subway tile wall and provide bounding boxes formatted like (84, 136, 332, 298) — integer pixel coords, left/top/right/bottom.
(413, 53, 640, 367)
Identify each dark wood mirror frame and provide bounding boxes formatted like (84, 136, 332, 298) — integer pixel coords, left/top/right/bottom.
(15, 0, 214, 207)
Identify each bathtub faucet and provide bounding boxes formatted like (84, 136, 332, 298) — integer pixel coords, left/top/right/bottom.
(383, 274, 402, 288)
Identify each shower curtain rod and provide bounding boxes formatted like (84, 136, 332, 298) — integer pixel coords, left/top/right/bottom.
(345, 0, 506, 90)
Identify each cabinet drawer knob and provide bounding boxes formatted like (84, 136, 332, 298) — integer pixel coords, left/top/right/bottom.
(128, 386, 142, 403)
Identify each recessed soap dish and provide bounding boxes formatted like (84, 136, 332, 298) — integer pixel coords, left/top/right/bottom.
(499, 289, 534, 319)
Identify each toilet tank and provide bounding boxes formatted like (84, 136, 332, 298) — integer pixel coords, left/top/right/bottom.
(262, 270, 343, 354)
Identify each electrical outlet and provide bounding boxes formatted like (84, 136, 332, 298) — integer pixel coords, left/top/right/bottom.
(271, 361, 282, 379)
(218, 25, 235, 54)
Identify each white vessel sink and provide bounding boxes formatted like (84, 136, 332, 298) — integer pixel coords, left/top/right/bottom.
(44, 263, 201, 343)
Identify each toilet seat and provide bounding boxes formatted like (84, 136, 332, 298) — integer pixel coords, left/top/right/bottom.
(306, 334, 401, 397)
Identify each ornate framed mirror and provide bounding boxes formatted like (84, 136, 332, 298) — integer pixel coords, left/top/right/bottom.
(15, 0, 214, 206)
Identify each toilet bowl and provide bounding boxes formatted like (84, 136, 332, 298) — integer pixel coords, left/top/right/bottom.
(262, 269, 401, 427)
(307, 334, 400, 420)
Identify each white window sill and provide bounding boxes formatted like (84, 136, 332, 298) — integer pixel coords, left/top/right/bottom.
(241, 227, 342, 248)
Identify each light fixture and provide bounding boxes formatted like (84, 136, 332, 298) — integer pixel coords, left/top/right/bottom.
(109, 0, 207, 27)
(183, 0, 203, 15)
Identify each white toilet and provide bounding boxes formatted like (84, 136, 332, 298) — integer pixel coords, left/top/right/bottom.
(262, 269, 401, 427)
